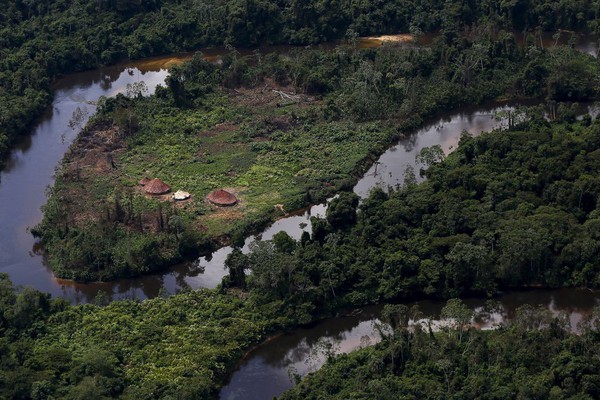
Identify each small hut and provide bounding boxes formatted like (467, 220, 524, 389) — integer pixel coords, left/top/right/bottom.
(139, 177, 151, 186)
(144, 178, 171, 195)
(173, 190, 191, 201)
(207, 189, 238, 206)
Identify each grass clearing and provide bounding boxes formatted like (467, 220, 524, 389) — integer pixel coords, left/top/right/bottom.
(39, 81, 397, 280)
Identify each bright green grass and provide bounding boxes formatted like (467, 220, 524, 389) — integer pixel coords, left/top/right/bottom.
(39, 89, 398, 280)
(113, 93, 396, 238)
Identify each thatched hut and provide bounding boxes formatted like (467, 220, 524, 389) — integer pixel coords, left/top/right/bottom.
(207, 189, 238, 206)
(139, 177, 151, 186)
(144, 178, 171, 195)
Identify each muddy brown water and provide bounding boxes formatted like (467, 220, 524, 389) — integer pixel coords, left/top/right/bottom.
(0, 34, 597, 303)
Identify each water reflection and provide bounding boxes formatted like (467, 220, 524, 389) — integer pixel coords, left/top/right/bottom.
(220, 288, 600, 400)
(0, 35, 597, 303)
(3, 99, 594, 303)
(0, 63, 173, 301)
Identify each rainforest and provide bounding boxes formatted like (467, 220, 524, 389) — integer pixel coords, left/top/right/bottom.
(1, 1, 600, 399)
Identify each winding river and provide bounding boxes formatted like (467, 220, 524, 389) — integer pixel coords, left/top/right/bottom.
(0, 35, 597, 302)
(0, 33, 598, 399)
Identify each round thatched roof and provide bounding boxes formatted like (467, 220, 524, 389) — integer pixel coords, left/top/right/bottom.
(207, 189, 237, 206)
(139, 177, 151, 186)
(145, 178, 171, 195)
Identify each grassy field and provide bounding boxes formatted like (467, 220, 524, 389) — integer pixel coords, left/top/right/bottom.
(105, 84, 395, 237)
(37, 71, 398, 280)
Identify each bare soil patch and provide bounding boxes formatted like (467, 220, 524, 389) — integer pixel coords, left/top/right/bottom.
(229, 78, 316, 108)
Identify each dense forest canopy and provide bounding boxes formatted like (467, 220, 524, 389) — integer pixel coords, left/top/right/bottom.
(281, 302, 600, 399)
(0, 273, 284, 399)
(2, 1, 600, 399)
(1, 0, 600, 162)
(3, 270, 598, 399)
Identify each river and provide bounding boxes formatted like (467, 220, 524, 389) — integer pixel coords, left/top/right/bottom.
(220, 288, 600, 400)
(0, 32, 598, 400)
(0, 34, 598, 302)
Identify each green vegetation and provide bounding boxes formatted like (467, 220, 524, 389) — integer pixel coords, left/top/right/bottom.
(2, 0, 600, 162)
(281, 302, 600, 399)
(4, 2, 600, 399)
(36, 30, 600, 281)
(0, 273, 289, 399)
(6, 104, 600, 400)
(3, 268, 600, 399)
(232, 117, 600, 315)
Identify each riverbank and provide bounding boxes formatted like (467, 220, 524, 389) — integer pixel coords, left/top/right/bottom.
(221, 287, 600, 399)
(2, 269, 599, 400)
(35, 70, 401, 281)
(5, 106, 600, 399)
(35, 32, 600, 282)
(3, 0, 598, 167)
(279, 304, 600, 400)
(0, 101, 529, 303)
(32, 105, 600, 397)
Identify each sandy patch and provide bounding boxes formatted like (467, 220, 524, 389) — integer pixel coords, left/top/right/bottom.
(359, 34, 415, 44)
